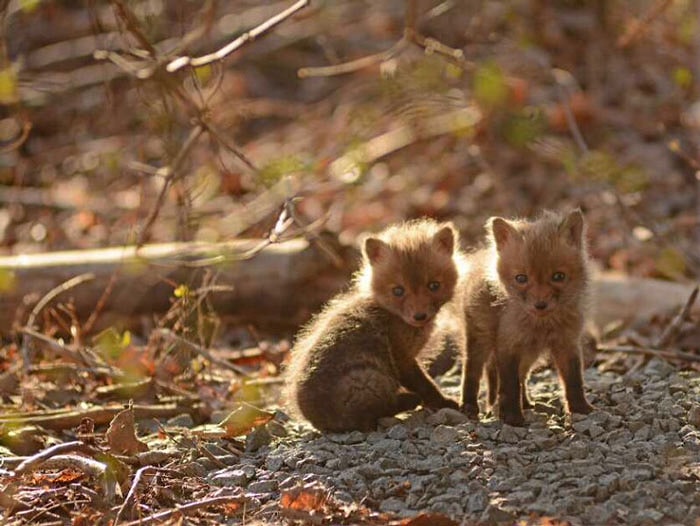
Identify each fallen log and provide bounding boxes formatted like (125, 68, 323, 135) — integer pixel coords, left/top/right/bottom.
(0, 237, 355, 335)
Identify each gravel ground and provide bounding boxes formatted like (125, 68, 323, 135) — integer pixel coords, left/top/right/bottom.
(207, 358, 700, 525)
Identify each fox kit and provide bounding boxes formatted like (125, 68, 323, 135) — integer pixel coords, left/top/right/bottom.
(285, 219, 461, 432)
(460, 209, 594, 426)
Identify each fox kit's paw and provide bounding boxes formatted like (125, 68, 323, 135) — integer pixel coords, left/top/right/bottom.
(569, 400, 594, 415)
(500, 409, 526, 427)
(437, 397, 460, 410)
(425, 396, 459, 411)
(396, 392, 422, 412)
(462, 403, 479, 420)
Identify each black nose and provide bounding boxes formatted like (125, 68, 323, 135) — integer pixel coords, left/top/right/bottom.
(413, 312, 427, 321)
(534, 301, 548, 310)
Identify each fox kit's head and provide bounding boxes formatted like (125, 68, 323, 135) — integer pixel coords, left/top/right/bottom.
(488, 209, 588, 319)
(361, 220, 459, 328)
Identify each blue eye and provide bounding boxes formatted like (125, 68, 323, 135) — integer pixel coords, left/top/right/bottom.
(392, 286, 405, 297)
(428, 281, 440, 292)
(552, 272, 566, 282)
(515, 274, 528, 284)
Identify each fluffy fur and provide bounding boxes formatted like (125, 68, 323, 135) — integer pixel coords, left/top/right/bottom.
(460, 209, 594, 426)
(284, 219, 462, 432)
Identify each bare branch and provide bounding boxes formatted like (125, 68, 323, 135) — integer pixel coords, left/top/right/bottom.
(166, 0, 310, 73)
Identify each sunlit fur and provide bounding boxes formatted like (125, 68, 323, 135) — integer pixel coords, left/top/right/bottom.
(460, 209, 594, 425)
(285, 219, 463, 432)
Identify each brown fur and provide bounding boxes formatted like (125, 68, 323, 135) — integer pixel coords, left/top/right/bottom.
(459, 209, 594, 426)
(284, 219, 462, 432)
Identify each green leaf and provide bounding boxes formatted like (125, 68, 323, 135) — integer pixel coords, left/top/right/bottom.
(473, 62, 508, 109)
(0, 269, 16, 292)
(655, 247, 687, 280)
(173, 284, 189, 298)
(20, 0, 41, 13)
(0, 67, 18, 105)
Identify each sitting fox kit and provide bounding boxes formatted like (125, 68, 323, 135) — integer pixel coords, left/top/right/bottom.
(286, 220, 460, 432)
(461, 209, 594, 426)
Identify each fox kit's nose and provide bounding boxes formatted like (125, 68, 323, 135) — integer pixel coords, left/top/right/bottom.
(534, 301, 548, 310)
(413, 312, 428, 321)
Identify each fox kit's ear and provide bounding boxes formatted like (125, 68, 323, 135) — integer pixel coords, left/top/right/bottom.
(433, 224, 456, 255)
(559, 209, 585, 247)
(364, 237, 390, 265)
(488, 217, 519, 251)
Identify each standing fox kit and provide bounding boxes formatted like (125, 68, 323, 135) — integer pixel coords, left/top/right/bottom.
(461, 209, 594, 426)
(285, 220, 461, 432)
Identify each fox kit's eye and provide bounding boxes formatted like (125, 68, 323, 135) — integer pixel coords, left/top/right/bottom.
(428, 281, 441, 292)
(392, 286, 405, 297)
(552, 272, 566, 282)
(514, 274, 528, 284)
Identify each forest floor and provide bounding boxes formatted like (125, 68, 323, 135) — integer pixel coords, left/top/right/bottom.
(2, 0, 700, 524)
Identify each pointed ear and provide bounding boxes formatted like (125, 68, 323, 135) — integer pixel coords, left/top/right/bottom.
(432, 223, 456, 255)
(488, 217, 520, 251)
(363, 237, 390, 265)
(559, 209, 585, 247)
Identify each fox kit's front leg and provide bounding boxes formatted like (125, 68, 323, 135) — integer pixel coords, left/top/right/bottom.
(551, 342, 594, 415)
(399, 360, 459, 410)
(496, 344, 526, 426)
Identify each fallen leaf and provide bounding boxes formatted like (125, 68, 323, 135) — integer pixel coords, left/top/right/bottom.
(280, 486, 328, 511)
(218, 402, 274, 438)
(395, 512, 459, 526)
(105, 405, 149, 455)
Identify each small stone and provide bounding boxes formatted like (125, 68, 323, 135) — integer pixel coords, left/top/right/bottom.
(328, 430, 365, 444)
(387, 424, 409, 440)
(426, 407, 469, 426)
(247, 480, 278, 494)
(569, 441, 590, 459)
(688, 406, 700, 428)
(266, 420, 287, 437)
(246, 426, 272, 452)
(499, 424, 526, 443)
(379, 497, 406, 513)
(265, 455, 284, 472)
(166, 413, 194, 428)
(643, 358, 676, 378)
(211, 468, 248, 487)
(588, 424, 605, 439)
(430, 424, 459, 444)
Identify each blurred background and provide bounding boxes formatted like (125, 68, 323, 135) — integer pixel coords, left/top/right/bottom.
(1, 0, 699, 278)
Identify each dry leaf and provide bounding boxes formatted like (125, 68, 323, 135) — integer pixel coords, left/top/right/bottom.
(280, 486, 328, 511)
(218, 402, 274, 438)
(395, 513, 460, 526)
(105, 406, 148, 455)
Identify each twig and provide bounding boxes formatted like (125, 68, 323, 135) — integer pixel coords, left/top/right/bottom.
(13, 441, 87, 474)
(551, 68, 589, 154)
(137, 124, 205, 246)
(298, 0, 465, 79)
(654, 284, 699, 349)
(21, 327, 103, 369)
(114, 465, 158, 524)
(83, 272, 118, 334)
(25, 273, 95, 331)
(617, 0, 674, 48)
(298, 41, 407, 78)
(122, 495, 247, 526)
(155, 328, 251, 377)
(201, 120, 259, 173)
(110, 0, 157, 57)
(597, 344, 700, 364)
(166, 0, 310, 72)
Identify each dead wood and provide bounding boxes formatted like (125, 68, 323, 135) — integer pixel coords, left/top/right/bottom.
(0, 402, 202, 432)
(0, 237, 353, 335)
